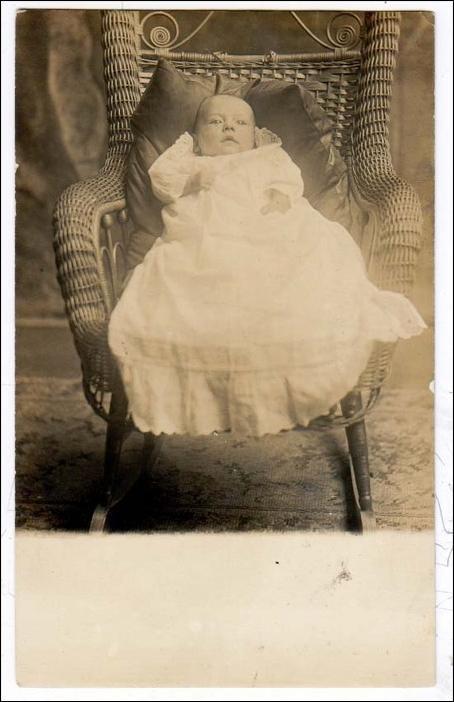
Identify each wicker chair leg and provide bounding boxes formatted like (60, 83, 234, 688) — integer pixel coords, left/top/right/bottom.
(341, 391, 377, 532)
(89, 382, 129, 533)
(142, 433, 165, 474)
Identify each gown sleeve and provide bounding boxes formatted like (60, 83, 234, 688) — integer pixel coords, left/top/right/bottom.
(148, 132, 197, 204)
(263, 146, 304, 205)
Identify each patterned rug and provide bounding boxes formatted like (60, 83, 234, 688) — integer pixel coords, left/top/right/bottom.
(15, 376, 433, 532)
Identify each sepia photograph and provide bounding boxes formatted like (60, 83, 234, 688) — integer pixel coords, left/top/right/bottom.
(6, 2, 449, 692)
(15, 6, 434, 535)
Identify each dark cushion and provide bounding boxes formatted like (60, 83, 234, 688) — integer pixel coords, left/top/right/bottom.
(126, 61, 218, 240)
(125, 58, 366, 268)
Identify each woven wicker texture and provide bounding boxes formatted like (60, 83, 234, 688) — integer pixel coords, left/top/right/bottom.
(53, 10, 422, 424)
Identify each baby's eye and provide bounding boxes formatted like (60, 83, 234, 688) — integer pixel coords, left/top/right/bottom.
(237, 120, 248, 125)
(209, 119, 222, 125)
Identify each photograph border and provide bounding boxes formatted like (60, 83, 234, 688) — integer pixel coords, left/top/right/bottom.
(2, 1, 452, 698)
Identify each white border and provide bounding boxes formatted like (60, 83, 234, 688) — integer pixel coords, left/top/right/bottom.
(2, 2, 452, 700)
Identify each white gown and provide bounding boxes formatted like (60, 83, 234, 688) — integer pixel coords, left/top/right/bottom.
(108, 132, 426, 436)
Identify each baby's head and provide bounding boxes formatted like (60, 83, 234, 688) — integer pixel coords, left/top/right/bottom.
(193, 94, 256, 156)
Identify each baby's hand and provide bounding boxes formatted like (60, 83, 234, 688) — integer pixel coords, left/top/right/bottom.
(255, 127, 281, 147)
(261, 188, 291, 215)
(197, 160, 219, 190)
(184, 158, 219, 195)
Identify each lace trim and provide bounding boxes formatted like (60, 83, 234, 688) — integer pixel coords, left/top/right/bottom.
(115, 358, 369, 436)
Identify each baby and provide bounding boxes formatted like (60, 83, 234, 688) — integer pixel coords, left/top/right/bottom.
(109, 95, 426, 436)
(148, 94, 300, 221)
(186, 94, 290, 214)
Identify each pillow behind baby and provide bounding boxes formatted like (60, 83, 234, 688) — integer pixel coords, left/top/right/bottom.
(126, 58, 366, 264)
(127, 60, 218, 238)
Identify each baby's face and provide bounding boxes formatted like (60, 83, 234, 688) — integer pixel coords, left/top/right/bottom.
(194, 95, 255, 156)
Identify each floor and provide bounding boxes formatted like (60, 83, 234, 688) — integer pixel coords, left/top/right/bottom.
(15, 323, 434, 532)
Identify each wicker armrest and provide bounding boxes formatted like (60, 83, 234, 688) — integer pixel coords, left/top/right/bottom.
(53, 160, 128, 414)
(352, 13, 423, 296)
(356, 172, 423, 295)
(376, 181, 422, 296)
(52, 11, 142, 418)
(349, 168, 422, 399)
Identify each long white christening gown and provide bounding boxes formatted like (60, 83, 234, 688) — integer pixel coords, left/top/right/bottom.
(108, 132, 426, 436)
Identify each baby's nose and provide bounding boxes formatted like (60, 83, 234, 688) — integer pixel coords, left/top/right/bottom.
(223, 121, 235, 131)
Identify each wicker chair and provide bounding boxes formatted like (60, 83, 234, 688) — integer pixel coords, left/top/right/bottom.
(53, 10, 422, 532)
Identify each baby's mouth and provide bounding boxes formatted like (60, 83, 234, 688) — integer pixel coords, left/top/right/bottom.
(222, 137, 238, 143)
